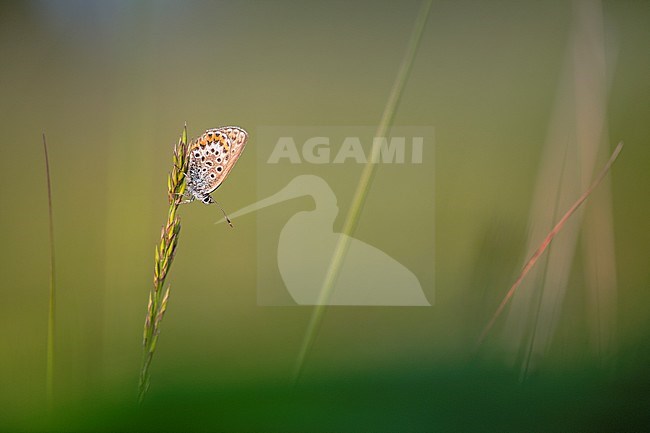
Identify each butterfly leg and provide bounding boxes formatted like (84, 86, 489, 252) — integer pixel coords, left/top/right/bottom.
(172, 191, 194, 205)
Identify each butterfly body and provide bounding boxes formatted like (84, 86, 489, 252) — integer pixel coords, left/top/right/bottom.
(185, 126, 248, 205)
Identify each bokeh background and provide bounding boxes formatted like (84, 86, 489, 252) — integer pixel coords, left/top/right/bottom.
(1, 1, 649, 431)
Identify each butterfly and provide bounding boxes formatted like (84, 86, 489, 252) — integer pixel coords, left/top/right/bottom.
(183, 126, 248, 225)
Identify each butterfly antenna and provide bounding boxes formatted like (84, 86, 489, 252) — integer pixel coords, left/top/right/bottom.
(214, 199, 233, 228)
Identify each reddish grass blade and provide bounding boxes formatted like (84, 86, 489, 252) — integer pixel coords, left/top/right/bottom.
(477, 141, 624, 347)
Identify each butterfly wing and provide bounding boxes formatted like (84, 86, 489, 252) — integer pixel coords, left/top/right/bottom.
(188, 126, 248, 196)
(214, 126, 248, 189)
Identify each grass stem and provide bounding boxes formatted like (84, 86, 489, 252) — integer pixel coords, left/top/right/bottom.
(42, 133, 55, 410)
(138, 124, 189, 403)
(476, 141, 624, 348)
(292, 0, 433, 384)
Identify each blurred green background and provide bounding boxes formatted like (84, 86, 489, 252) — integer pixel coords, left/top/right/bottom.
(1, 1, 649, 431)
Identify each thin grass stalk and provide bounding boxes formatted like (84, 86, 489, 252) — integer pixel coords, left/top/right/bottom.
(42, 133, 55, 410)
(291, 0, 433, 384)
(138, 124, 189, 403)
(476, 141, 624, 348)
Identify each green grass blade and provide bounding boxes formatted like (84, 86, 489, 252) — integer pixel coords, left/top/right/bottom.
(292, 0, 433, 384)
(42, 132, 56, 410)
